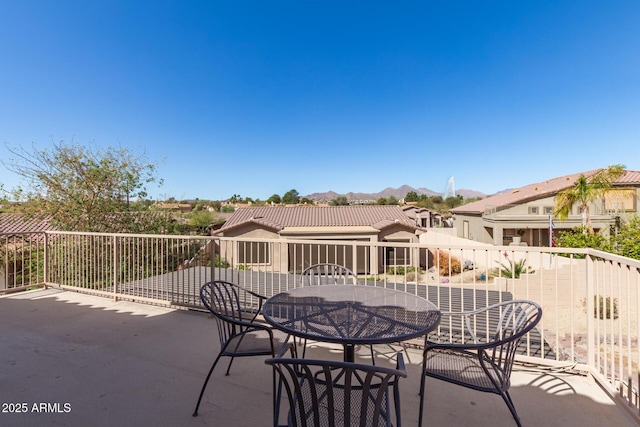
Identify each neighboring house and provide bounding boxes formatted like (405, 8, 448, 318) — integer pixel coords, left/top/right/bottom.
(0, 213, 54, 238)
(450, 169, 640, 246)
(401, 205, 444, 228)
(214, 205, 425, 274)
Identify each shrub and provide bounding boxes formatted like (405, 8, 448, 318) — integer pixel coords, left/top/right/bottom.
(434, 250, 461, 276)
(386, 266, 420, 275)
(595, 295, 618, 319)
(555, 227, 611, 258)
(214, 255, 230, 268)
(611, 216, 640, 261)
(490, 258, 534, 279)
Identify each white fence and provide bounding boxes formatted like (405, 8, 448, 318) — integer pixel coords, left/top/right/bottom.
(2, 230, 640, 417)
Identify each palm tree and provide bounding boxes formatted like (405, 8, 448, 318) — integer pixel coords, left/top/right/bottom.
(553, 164, 626, 234)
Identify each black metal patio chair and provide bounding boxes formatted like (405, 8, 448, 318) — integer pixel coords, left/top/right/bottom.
(300, 263, 359, 286)
(192, 280, 294, 417)
(298, 263, 376, 362)
(266, 349, 407, 427)
(418, 300, 542, 427)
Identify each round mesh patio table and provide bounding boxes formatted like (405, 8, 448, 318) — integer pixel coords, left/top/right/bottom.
(262, 285, 441, 362)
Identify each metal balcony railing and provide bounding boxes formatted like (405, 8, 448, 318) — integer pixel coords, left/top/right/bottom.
(2, 230, 640, 419)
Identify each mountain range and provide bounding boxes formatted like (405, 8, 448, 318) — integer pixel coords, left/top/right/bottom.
(305, 185, 487, 202)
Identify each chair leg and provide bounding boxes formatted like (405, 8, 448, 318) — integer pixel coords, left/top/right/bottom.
(418, 362, 427, 426)
(369, 345, 375, 365)
(193, 352, 224, 417)
(499, 390, 522, 427)
(272, 366, 285, 427)
(224, 356, 236, 375)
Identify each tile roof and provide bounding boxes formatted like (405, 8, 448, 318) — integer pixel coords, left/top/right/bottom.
(451, 169, 640, 215)
(218, 205, 419, 233)
(0, 213, 54, 234)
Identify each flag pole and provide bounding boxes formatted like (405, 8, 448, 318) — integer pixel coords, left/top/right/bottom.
(549, 214, 554, 267)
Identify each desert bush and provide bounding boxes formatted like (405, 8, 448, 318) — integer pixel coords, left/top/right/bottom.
(405, 271, 419, 282)
(434, 250, 461, 276)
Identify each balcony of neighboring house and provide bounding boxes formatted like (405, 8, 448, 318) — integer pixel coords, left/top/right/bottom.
(1, 231, 639, 426)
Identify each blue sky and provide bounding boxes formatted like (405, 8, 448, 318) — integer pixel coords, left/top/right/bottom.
(1, 1, 639, 201)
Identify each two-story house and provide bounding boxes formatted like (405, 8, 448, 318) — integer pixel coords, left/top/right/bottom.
(450, 169, 640, 246)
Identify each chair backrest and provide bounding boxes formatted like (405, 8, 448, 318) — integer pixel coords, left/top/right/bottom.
(266, 354, 407, 427)
(469, 300, 542, 378)
(200, 281, 262, 348)
(300, 263, 358, 286)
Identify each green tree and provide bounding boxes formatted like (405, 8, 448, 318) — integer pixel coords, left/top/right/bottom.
(416, 197, 435, 210)
(330, 196, 349, 206)
(405, 191, 419, 202)
(553, 164, 626, 234)
(188, 210, 215, 229)
(4, 141, 169, 233)
(0, 183, 7, 208)
(555, 226, 611, 255)
(282, 189, 300, 204)
(612, 216, 640, 260)
(444, 196, 462, 209)
(267, 194, 281, 204)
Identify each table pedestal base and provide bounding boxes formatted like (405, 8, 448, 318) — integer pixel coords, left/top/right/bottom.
(344, 344, 355, 363)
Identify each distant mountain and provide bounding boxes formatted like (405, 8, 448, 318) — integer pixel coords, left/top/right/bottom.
(305, 185, 487, 203)
(457, 189, 487, 199)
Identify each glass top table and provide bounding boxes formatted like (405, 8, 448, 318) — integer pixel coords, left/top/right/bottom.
(262, 285, 441, 362)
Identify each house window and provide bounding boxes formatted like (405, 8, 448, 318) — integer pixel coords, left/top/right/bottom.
(543, 206, 553, 215)
(289, 241, 368, 274)
(385, 242, 410, 266)
(528, 207, 539, 215)
(238, 241, 270, 264)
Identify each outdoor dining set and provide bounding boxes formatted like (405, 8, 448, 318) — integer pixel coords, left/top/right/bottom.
(191, 263, 542, 427)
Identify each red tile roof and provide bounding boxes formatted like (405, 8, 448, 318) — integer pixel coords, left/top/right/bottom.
(0, 213, 54, 234)
(451, 169, 640, 215)
(219, 205, 419, 233)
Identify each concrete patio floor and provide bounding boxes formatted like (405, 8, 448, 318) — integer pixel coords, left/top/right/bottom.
(1, 288, 637, 427)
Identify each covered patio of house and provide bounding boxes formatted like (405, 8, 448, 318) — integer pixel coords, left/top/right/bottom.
(1, 288, 636, 427)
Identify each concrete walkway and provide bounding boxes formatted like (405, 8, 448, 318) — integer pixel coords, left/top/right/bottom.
(0, 289, 637, 426)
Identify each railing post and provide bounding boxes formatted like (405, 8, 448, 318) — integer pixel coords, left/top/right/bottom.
(586, 251, 595, 369)
(43, 232, 49, 288)
(210, 237, 216, 283)
(351, 242, 357, 275)
(112, 235, 118, 302)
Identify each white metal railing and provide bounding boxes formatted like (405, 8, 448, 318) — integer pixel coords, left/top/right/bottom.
(1, 232, 47, 292)
(2, 230, 640, 418)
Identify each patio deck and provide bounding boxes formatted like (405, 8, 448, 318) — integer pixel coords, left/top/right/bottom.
(1, 289, 637, 427)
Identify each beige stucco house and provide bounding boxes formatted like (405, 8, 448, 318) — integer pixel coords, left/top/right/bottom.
(449, 169, 640, 246)
(214, 205, 425, 274)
